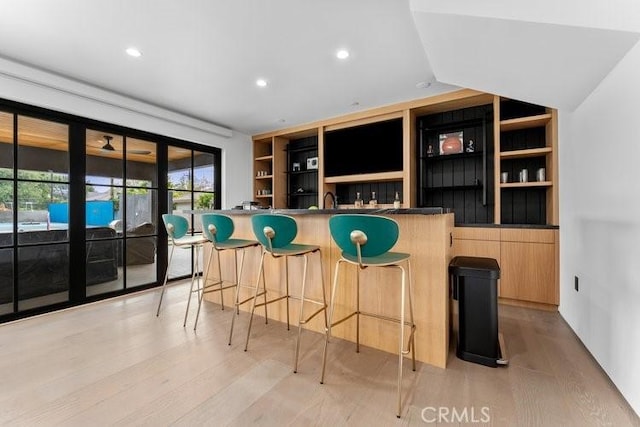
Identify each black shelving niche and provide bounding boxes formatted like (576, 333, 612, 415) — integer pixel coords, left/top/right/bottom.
(500, 99, 549, 224)
(501, 188, 546, 225)
(335, 181, 403, 206)
(417, 104, 494, 224)
(287, 136, 318, 209)
(500, 99, 546, 121)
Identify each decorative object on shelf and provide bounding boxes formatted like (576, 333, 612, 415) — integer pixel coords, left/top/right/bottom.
(354, 192, 363, 208)
(439, 131, 464, 155)
(306, 157, 319, 170)
(427, 144, 435, 157)
(394, 192, 401, 209)
(292, 162, 301, 172)
(465, 139, 475, 153)
(501, 172, 509, 183)
(296, 187, 305, 193)
(519, 169, 528, 183)
(536, 167, 546, 182)
(369, 191, 377, 208)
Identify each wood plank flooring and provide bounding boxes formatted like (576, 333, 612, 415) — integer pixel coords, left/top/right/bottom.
(0, 280, 638, 426)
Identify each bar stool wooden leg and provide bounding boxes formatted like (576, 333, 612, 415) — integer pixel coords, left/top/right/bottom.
(407, 260, 416, 371)
(183, 245, 201, 327)
(397, 265, 406, 418)
(285, 257, 290, 330)
(194, 244, 215, 330)
(156, 243, 175, 317)
(244, 250, 266, 351)
(294, 254, 309, 373)
(320, 258, 344, 384)
(356, 266, 361, 353)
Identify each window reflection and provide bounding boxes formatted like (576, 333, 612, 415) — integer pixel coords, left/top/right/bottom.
(18, 243, 69, 310)
(0, 248, 12, 315)
(0, 111, 13, 179)
(17, 116, 69, 181)
(126, 137, 157, 188)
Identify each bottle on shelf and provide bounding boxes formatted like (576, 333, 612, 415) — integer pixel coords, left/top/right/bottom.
(369, 191, 377, 208)
(355, 192, 363, 208)
(393, 192, 401, 209)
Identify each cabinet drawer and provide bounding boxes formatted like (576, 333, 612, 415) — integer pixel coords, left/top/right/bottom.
(500, 241, 557, 304)
(453, 227, 500, 241)
(500, 228, 555, 244)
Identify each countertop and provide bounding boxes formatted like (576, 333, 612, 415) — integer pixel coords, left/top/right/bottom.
(184, 207, 450, 216)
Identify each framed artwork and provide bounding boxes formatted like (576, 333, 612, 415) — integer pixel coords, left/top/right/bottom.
(439, 131, 463, 155)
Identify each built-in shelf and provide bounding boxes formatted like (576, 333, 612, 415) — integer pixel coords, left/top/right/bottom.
(255, 175, 273, 180)
(255, 194, 273, 199)
(325, 171, 403, 184)
(500, 113, 552, 132)
(500, 147, 552, 159)
(500, 181, 552, 188)
(288, 192, 317, 197)
(287, 170, 318, 175)
(424, 184, 483, 191)
(421, 151, 483, 161)
(255, 155, 273, 161)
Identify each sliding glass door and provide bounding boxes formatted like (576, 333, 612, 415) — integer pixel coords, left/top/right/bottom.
(166, 146, 218, 280)
(0, 113, 70, 313)
(0, 98, 221, 323)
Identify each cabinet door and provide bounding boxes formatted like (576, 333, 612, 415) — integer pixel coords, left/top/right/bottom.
(500, 241, 557, 304)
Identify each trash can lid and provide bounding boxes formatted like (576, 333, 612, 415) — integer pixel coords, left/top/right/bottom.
(449, 256, 500, 279)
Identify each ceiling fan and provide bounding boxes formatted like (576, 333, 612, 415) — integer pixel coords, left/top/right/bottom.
(100, 135, 152, 155)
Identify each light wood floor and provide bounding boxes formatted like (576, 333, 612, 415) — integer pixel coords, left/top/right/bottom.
(0, 281, 638, 426)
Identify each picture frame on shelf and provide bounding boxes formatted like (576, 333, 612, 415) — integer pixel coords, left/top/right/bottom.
(306, 157, 319, 170)
(439, 131, 463, 155)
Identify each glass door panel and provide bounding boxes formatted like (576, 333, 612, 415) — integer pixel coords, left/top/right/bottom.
(16, 116, 69, 310)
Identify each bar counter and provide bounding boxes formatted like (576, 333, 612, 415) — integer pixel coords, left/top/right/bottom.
(190, 208, 454, 369)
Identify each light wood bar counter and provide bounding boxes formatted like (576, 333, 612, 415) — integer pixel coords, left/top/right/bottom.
(194, 208, 454, 369)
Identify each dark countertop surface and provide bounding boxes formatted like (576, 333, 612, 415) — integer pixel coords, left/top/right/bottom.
(184, 207, 450, 216)
(454, 223, 559, 229)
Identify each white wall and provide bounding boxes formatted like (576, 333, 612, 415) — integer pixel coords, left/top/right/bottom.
(559, 41, 640, 414)
(0, 58, 253, 209)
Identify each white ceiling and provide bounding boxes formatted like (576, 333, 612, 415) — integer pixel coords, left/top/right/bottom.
(410, 0, 640, 111)
(0, 1, 638, 136)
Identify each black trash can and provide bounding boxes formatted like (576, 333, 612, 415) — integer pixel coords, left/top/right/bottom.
(449, 256, 507, 367)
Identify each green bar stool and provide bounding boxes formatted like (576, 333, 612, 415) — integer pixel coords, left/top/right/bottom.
(320, 214, 416, 418)
(234, 213, 328, 373)
(156, 214, 208, 327)
(195, 213, 260, 331)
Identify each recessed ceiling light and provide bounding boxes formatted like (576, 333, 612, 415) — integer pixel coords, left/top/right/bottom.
(256, 79, 268, 87)
(416, 81, 432, 89)
(126, 47, 142, 58)
(336, 49, 350, 59)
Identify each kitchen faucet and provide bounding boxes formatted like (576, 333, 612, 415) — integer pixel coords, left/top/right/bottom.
(323, 191, 337, 209)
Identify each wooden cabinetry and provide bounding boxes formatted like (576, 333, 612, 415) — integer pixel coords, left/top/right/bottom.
(452, 226, 559, 309)
(495, 99, 558, 225)
(253, 137, 286, 208)
(252, 89, 560, 309)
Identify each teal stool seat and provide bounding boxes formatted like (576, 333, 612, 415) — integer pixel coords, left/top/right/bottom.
(233, 214, 328, 374)
(320, 214, 416, 418)
(194, 214, 260, 331)
(156, 214, 208, 327)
